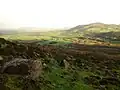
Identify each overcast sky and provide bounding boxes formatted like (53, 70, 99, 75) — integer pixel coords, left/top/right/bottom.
(0, 0, 120, 29)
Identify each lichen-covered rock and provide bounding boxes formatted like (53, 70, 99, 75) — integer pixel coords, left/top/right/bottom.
(29, 60, 42, 80)
(1, 58, 42, 79)
(1, 58, 30, 75)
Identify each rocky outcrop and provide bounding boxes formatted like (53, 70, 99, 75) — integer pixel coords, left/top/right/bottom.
(1, 58, 30, 75)
(0, 58, 42, 79)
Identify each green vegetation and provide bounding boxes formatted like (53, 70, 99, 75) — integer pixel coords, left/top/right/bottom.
(0, 23, 120, 90)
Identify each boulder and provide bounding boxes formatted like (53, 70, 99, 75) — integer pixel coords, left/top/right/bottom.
(1, 58, 42, 79)
(1, 58, 30, 75)
(29, 60, 42, 80)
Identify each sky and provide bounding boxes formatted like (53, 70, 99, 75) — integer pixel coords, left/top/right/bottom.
(0, 0, 120, 29)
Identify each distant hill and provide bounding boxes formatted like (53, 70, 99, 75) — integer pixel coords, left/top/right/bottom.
(60, 23, 120, 41)
(66, 23, 120, 33)
(1, 23, 120, 42)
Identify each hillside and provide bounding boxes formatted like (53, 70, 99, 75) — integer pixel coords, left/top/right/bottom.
(60, 23, 120, 43)
(67, 23, 120, 33)
(0, 38, 120, 90)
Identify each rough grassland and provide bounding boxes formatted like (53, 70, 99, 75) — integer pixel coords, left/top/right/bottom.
(0, 38, 120, 90)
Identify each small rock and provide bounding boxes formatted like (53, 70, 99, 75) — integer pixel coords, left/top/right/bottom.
(0, 56, 3, 61)
(63, 59, 70, 70)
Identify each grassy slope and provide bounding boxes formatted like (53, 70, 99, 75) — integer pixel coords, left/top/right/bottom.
(60, 23, 120, 42)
